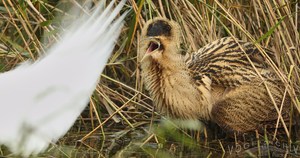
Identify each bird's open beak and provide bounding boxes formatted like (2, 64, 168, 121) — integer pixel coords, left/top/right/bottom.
(145, 38, 161, 54)
(140, 38, 161, 62)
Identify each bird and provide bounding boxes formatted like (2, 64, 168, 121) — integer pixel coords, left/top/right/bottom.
(139, 17, 291, 135)
(0, 0, 126, 156)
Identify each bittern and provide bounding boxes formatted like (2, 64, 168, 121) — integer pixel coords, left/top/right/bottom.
(140, 17, 290, 134)
(0, 1, 126, 156)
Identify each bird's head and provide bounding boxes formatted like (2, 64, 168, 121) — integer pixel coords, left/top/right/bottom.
(139, 18, 182, 65)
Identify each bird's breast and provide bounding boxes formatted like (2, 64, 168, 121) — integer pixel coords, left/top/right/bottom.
(142, 64, 212, 120)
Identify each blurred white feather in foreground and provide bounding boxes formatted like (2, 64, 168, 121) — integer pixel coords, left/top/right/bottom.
(0, 0, 126, 156)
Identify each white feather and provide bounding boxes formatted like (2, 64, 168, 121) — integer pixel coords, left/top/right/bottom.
(0, 0, 126, 156)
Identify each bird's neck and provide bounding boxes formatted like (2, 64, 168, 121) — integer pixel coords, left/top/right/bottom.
(142, 55, 212, 120)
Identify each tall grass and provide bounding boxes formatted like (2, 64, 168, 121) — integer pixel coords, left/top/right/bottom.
(0, 0, 299, 157)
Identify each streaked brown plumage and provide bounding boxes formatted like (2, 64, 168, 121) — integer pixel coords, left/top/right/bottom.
(139, 17, 291, 134)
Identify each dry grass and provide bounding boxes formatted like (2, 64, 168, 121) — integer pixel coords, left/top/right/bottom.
(0, 0, 299, 157)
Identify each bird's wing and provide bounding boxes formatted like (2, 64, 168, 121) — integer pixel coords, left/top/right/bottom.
(0, 0, 126, 156)
(186, 37, 277, 88)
